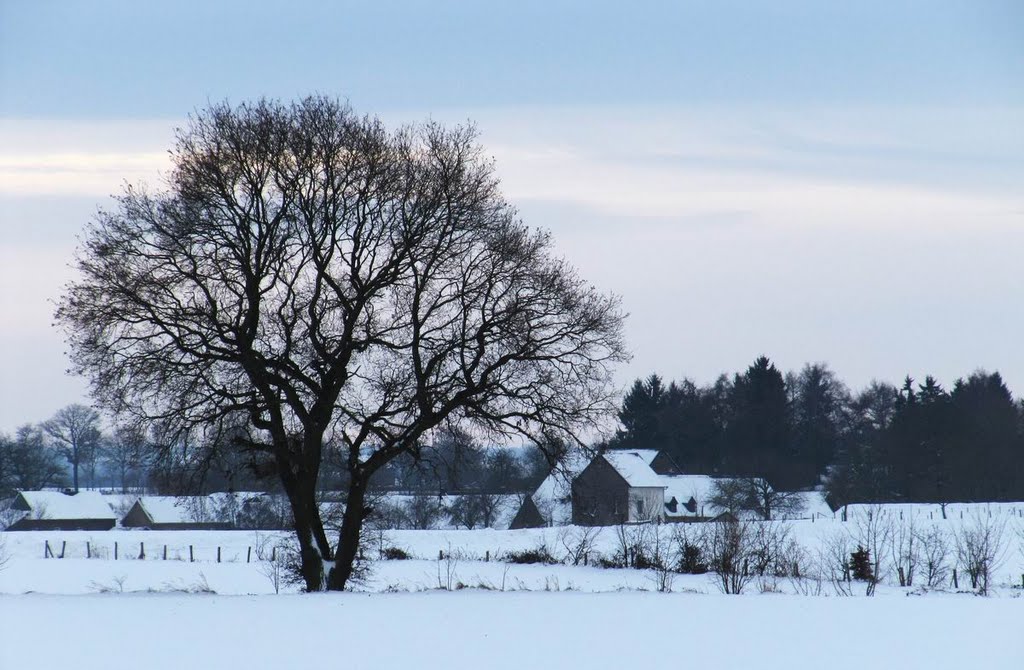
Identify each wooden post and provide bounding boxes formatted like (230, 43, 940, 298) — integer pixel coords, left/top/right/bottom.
(86, 541, 91, 559)
(44, 540, 52, 558)
(271, 546, 276, 562)
(139, 542, 145, 560)
(247, 547, 251, 563)
(485, 550, 489, 562)
(60, 541, 66, 559)
(189, 545, 194, 563)
(439, 549, 444, 560)
(114, 542, 118, 560)
(217, 547, 221, 563)
(163, 545, 167, 560)
(952, 568, 958, 589)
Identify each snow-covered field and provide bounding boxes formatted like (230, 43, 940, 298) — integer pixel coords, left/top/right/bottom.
(2, 509, 1023, 669)
(3, 591, 1021, 670)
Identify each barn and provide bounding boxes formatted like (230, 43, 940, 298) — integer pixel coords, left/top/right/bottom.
(509, 452, 590, 529)
(571, 450, 668, 526)
(121, 496, 234, 530)
(5, 490, 117, 531)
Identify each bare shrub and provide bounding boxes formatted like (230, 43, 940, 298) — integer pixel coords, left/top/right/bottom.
(610, 523, 660, 570)
(820, 527, 854, 596)
(918, 524, 951, 589)
(890, 516, 918, 587)
(671, 524, 708, 574)
(704, 519, 754, 595)
(954, 511, 1007, 595)
(852, 506, 893, 595)
(557, 526, 601, 566)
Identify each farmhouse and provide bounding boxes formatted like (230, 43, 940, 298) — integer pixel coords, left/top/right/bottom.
(514, 449, 759, 527)
(5, 490, 117, 531)
(572, 451, 669, 525)
(121, 496, 234, 530)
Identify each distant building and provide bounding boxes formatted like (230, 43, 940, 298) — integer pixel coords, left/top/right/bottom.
(572, 451, 668, 525)
(121, 496, 234, 530)
(5, 490, 117, 531)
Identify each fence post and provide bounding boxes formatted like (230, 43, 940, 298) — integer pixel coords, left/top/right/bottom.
(271, 546, 276, 562)
(485, 550, 489, 562)
(86, 541, 91, 559)
(139, 542, 145, 560)
(114, 542, 118, 560)
(163, 545, 167, 560)
(247, 547, 251, 563)
(189, 545, 194, 563)
(217, 547, 221, 563)
(60, 541, 66, 559)
(952, 569, 958, 589)
(44, 540, 52, 558)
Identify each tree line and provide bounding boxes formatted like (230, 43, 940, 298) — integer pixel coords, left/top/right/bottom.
(608, 356, 1024, 506)
(0, 407, 546, 500)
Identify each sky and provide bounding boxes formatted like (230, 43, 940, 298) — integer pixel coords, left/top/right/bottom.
(1, 0, 1023, 432)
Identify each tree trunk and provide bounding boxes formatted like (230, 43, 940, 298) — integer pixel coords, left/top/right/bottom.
(328, 476, 368, 591)
(282, 472, 331, 592)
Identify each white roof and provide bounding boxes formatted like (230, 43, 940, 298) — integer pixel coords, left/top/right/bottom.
(529, 452, 591, 525)
(659, 474, 723, 516)
(17, 491, 116, 520)
(601, 451, 666, 489)
(135, 496, 212, 524)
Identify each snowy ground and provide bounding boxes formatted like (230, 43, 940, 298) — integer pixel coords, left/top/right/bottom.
(3, 591, 1021, 670)
(1, 514, 1023, 668)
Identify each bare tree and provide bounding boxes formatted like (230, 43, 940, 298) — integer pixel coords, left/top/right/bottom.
(710, 477, 805, 520)
(852, 505, 893, 596)
(56, 97, 627, 591)
(918, 524, 951, 589)
(704, 518, 755, 595)
(890, 515, 919, 587)
(103, 425, 151, 493)
(2, 426, 65, 492)
(954, 511, 1007, 595)
(43, 404, 101, 492)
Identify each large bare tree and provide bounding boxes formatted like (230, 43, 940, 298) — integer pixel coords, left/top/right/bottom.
(56, 97, 628, 590)
(43, 404, 101, 492)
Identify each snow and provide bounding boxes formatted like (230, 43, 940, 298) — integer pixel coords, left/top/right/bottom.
(15, 490, 116, 520)
(1, 503, 1023, 669)
(601, 450, 666, 488)
(133, 496, 207, 524)
(527, 452, 590, 525)
(1, 591, 1020, 670)
(661, 474, 724, 518)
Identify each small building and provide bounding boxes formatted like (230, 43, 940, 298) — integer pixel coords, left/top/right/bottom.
(5, 490, 117, 531)
(572, 450, 667, 526)
(509, 452, 591, 529)
(121, 496, 234, 530)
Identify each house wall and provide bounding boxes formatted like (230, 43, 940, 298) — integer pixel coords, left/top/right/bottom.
(627, 487, 665, 523)
(508, 497, 546, 530)
(6, 518, 116, 531)
(120, 503, 153, 528)
(572, 458, 629, 526)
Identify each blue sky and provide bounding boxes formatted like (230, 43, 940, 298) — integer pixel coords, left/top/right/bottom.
(1, 1, 1023, 430)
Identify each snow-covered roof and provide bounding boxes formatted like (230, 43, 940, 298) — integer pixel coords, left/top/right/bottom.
(16, 491, 116, 520)
(626, 449, 661, 466)
(660, 474, 724, 517)
(134, 496, 213, 524)
(528, 452, 591, 525)
(601, 451, 666, 489)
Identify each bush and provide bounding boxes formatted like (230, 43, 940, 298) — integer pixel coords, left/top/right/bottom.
(677, 542, 708, 574)
(504, 547, 557, 565)
(381, 546, 412, 561)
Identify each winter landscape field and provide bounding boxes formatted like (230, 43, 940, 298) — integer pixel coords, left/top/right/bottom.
(3, 505, 1023, 669)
